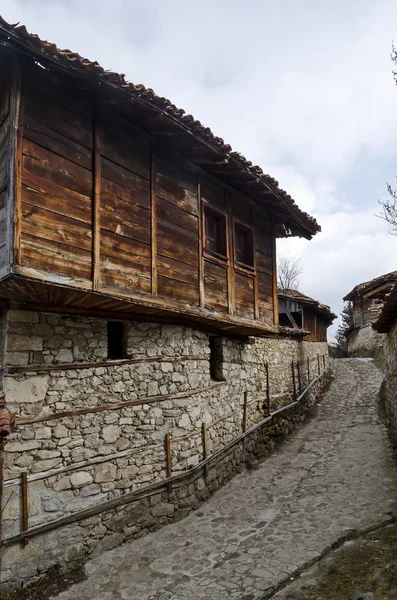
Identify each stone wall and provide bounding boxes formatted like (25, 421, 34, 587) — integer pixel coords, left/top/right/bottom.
(0, 309, 329, 590)
(380, 321, 397, 448)
(347, 323, 386, 358)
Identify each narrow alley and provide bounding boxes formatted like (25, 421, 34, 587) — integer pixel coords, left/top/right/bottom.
(50, 359, 397, 600)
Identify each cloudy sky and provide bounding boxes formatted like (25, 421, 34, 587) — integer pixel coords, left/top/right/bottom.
(3, 0, 397, 334)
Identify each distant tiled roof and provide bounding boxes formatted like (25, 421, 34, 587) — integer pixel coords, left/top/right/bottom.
(343, 271, 397, 301)
(0, 16, 321, 239)
(278, 289, 336, 320)
(373, 282, 397, 333)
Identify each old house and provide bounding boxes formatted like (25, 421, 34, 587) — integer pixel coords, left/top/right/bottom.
(343, 271, 397, 357)
(278, 290, 335, 342)
(0, 18, 330, 588)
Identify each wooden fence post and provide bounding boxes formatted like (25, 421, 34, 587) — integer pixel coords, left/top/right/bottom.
(292, 361, 297, 400)
(265, 362, 271, 416)
(297, 362, 302, 395)
(322, 355, 326, 370)
(21, 472, 29, 547)
(242, 392, 248, 433)
(317, 353, 321, 376)
(307, 357, 310, 383)
(201, 422, 208, 477)
(242, 392, 248, 451)
(164, 433, 172, 494)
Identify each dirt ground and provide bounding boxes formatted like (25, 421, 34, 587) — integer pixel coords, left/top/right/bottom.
(272, 520, 397, 600)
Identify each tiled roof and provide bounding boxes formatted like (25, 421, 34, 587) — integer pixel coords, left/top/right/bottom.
(0, 16, 320, 239)
(343, 271, 397, 301)
(278, 289, 336, 320)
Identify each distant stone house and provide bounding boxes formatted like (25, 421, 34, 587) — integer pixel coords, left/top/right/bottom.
(278, 290, 336, 342)
(343, 271, 397, 357)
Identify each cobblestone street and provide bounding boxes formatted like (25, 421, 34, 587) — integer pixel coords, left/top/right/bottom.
(52, 359, 397, 600)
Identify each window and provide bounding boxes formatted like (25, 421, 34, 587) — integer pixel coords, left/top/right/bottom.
(234, 222, 254, 268)
(209, 336, 225, 381)
(107, 321, 126, 359)
(204, 205, 227, 259)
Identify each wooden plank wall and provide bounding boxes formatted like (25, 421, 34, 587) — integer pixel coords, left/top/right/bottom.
(304, 308, 316, 341)
(0, 61, 11, 278)
(315, 318, 327, 342)
(155, 157, 199, 304)
(21, 67, 94, 284)
(99, 109, 151, 295)
(16, 61, 276, 328)
(254, 212, 274, 323)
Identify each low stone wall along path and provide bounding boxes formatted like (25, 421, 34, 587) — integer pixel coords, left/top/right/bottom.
(52, 359, 397, 600)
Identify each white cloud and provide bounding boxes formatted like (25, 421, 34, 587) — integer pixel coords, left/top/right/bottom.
(2, 0, 397, 336)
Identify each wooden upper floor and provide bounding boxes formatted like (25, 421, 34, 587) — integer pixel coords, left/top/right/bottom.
(278, 290, 335, 342)
(344, 271, 397, 329)
(0, 20, 320, 337)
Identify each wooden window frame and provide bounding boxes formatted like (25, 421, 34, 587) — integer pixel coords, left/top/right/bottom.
(233, 217, 256, 274)
(202, 199, 229, 265)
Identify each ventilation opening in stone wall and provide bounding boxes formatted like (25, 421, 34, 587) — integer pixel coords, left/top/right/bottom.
(107, 321, 126, 359)
(209, 336, 225, 381)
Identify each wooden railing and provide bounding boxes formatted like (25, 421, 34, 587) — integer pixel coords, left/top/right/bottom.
(2, 354, 329, 547)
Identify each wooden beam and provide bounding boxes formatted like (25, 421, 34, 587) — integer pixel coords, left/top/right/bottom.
(17, 381, 225, 426)
(271, 220, 279, 326)
(92, 114, 101, 290)
(265, 362, 271, 415)
(21, 472, 29, 546)
(198, 179, 204, 307)
(4, 367, 328, 548)
(226, 192, 235, 315)
(151, 150, 157, 295)
(165, 432, 172, 493)
(10, 56, 23, 266)
(6, 353, 206, 374)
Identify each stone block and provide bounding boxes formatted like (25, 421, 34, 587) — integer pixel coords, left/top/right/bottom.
(53, 424, 69, 439)
(94, 463, 117, 483)
(54, 349, 73, 363)
(36, 450, 61, 460)
(53, 476, 71, 491)
(81, 484, 101, 497)
(90, 533, 124, 558)
(151, 502, 175, 517)
(4, 374, 49, 404)
(7, 352, 30, 366)
(70, 471, 93, 488)
(102, 425, 120, 443)
(7, 334, 42, 351)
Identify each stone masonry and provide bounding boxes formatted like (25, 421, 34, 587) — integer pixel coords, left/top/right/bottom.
(380, 320, 397, 448)
(0, 308, 329, 590)
(347, 323, 386, 358)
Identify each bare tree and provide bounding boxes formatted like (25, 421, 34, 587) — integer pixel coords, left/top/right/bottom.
(277, 255, 303, 291)
(377, 44, 397, 235)
(378, 184, 397, 235)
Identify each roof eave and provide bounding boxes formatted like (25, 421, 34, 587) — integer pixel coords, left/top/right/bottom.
(0, 18, 320, 240)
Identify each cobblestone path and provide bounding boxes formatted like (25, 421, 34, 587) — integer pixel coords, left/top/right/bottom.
(53, 359, 397, 600)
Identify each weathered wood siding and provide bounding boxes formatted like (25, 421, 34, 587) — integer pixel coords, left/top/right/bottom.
(304, 308, 317, 341)
(13, 62, 276, 329)
(0, 61, 12, 278)
(99, 110, 151, 295)
(315, 317, 328, 343)
(21, 67, 94, 284)
(255, 213, 274, 323)
(155, 157, 199, 304)
(353, 297, 373, 328)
